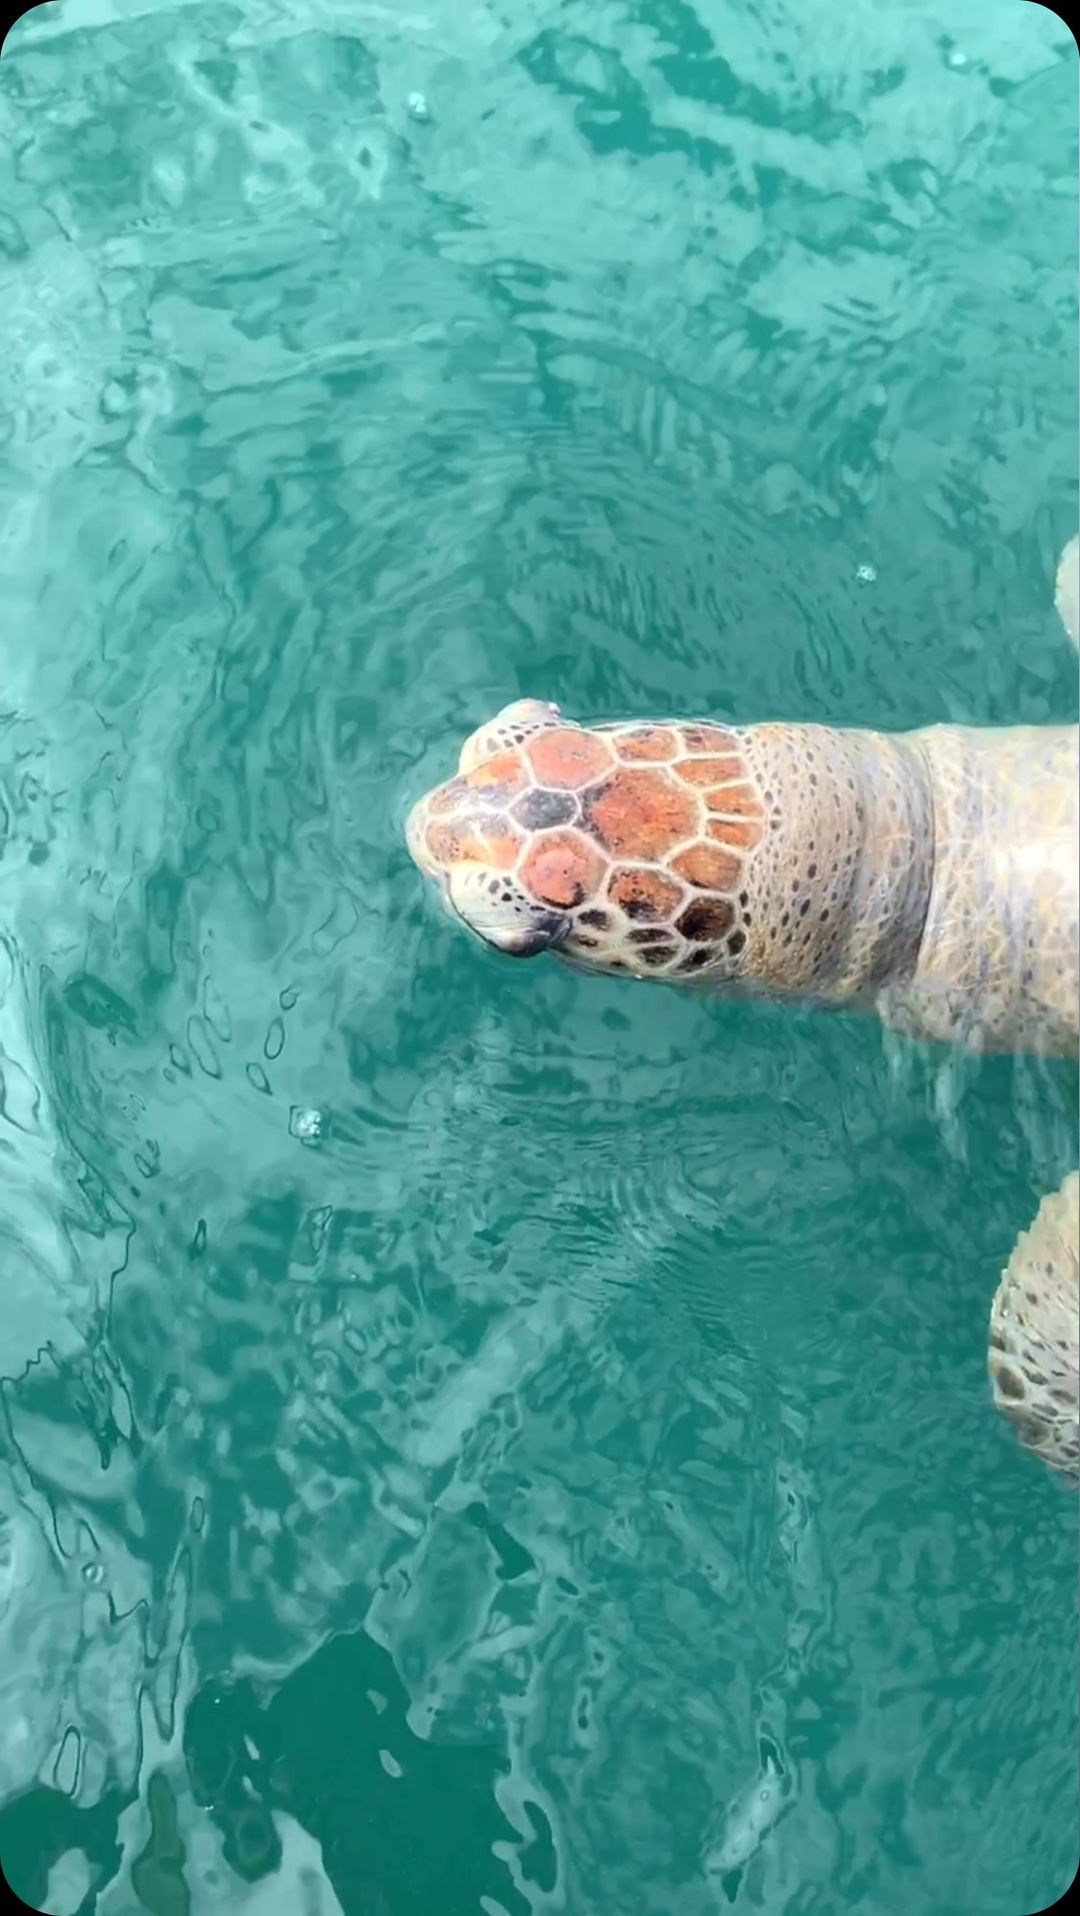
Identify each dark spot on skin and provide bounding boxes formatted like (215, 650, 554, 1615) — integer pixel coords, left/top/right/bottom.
(994, 1366, 1026, 1401)
(629, 927, 673, 945)
(799, 899, 810, 917)
(808, 862, 817, 879)
(638, 943, 677, 967)
(678, 947, 713, 972)
(727, 929, 746, 956)
(579, 908, 611, 930)
(675, 898, 734, 941)
(512, 787, 579, 829)
(575, 936, 599, 949)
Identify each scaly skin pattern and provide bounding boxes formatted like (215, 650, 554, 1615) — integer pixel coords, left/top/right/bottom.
(407, 700, 1079, 1059)
(882, 724, 1079, 1056)
(989, 1171, 1078, 1479)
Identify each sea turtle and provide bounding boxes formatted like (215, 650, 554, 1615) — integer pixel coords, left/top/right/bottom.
(407, 540, 1080, 1479)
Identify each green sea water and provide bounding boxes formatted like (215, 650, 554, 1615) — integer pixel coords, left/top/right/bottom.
(1, 1, 1077, 1911)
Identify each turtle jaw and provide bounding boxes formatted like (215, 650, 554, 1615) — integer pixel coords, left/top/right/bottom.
(454, 906, 571, 959)
(405, 792, 571, 959)
(441, 862, 572, 959)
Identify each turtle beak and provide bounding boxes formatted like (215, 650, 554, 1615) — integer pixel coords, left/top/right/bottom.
(444, 866, 572, 958)
(465, 911, 571, 958)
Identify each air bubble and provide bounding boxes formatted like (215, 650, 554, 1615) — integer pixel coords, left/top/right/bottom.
(290, 1106, 326, 1146)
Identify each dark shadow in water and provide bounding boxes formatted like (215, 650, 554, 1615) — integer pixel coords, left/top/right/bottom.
(181, 1626, 542, 1916)
(0, 1626, 548, 1915)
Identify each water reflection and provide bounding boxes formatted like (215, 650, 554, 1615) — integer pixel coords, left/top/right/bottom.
(0, 1, 1076, 1911)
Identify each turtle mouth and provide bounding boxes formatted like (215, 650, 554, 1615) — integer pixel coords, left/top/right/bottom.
(442, 882, 571, 958)
(462, 909, 572, 959)
(406, 791, 570, 959)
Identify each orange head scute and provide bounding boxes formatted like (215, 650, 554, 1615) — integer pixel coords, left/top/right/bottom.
(705, 782, 760, 817)
(428, 776, 470, 816)
(607, 867, 685, 921)
(526, 728, 614, 789)
(583, 768, 698, 860)
(671, 841, 743, 891)
(466, 749, 529, 801)
(425, 817, 522, 871)
(613, 726, 680, 762)
(674, 756, 746, 788)
(680, 724, 738, 753)
(521, 829, 606, 909)
(707, 815, 765, 852)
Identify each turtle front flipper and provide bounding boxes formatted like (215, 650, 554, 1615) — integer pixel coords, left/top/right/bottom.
(989, 1171, 1078, 1479)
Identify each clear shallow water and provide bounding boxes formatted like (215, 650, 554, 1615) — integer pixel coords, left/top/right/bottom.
(0, 0, 1076, 1910)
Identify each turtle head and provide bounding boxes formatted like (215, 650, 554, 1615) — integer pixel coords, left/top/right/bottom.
(407, 700, 576, 958)
(407, 700, 767, 982)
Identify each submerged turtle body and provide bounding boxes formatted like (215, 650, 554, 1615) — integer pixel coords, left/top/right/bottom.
(407, 546, 1080, 1479)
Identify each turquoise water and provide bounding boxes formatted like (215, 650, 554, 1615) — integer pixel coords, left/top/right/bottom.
(1, 0, 1077, 1910)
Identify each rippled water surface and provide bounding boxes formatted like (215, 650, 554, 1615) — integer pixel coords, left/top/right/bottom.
(1, 1, 1077, 1911)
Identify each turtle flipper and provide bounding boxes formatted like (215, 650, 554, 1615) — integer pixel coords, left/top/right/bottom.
(1055, 534, 1079, 649)
(989, 1172, 1078, 1479)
